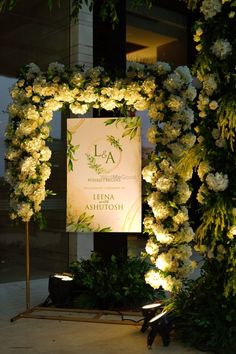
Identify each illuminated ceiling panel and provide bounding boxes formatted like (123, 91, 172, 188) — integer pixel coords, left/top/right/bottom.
(126, 25, 177, 64)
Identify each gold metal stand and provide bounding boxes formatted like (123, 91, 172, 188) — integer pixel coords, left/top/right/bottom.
(10, 221, 31, 321)
(11, 306, 143, 326)
(11, 222, 143, 326)
(10, 222, 143, 326)
(25, 221, 30, 310)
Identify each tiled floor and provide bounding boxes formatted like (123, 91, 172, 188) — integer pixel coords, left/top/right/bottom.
(0, 279, 208, 354)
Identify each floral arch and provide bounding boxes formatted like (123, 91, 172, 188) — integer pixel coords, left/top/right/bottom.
(5, 61, 197, 292)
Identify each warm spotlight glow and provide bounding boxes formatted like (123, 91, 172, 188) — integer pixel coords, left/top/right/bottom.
(53, 274, 73, 281)
(142, 303, 162, 310)
(149, 310, 168, 323)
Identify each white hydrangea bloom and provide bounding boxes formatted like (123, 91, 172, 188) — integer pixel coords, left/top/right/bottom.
(146, 126, 157, 144)
(48, 62, 65, 73)
(211, 38, 232, 59)
(160, 275, 182, 292)
(143, 216, 155, 230)
(39, 146, 52, 162)
(15, 120, 38, 138)
(159, 159, 175, 175)
(152, 223, 173, 244)
(26, 63, 41, 78)
(162, 122, 182, 142)
(151, 202, 172, 220)
(156, 252, 174, 272)
(5, 148, 22, 161)
(141, 78, 156, 97)
(156, 176, 175, 193)
(145, 269, 162, 289)
(70, 103, 89, 115)
(16, 202, 34, 222)
(206, 172, 229, 191)
(163, 73, 184, 92)
(152, 61, 171, 75)
(172, 108, 194, 129)
(175, 181, 191, 204)
(40, 163, 51, 181)
(172, 206, 189, 225)
(20, 157, 38, 177)
(100, 99, 117, 111)
(134, 99, 149, 111)
(142, 162, 158, 184)
(145, 239, 159, 255)
(180, 133, 196, 148)
(167, 95, 184, 112)
(202, 74, 218, 96)
(183, 85, 197, 101)
(175, 223, 195, 243)
(200, 0, 222, 19)
(22, 137, 44, 153)
(70, 72, 84, 87)
(175, 66, 192, 85)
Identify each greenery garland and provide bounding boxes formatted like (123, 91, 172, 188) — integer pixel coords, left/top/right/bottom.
(181, 0, 236, 297)
(169, 1, 236, 352)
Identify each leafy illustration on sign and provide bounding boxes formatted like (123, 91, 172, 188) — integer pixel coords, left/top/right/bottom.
(86, 153, 104, 174)
(107, 135, 123, 151)
(104, 117, 141, 140)
(66, 211, 112, 232)
(67, 130, 80, 172)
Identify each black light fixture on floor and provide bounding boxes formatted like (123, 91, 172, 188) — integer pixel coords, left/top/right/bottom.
(44, 273, 73, 308)
(141, 302, 162, 333)
(147, 310, 174, 348)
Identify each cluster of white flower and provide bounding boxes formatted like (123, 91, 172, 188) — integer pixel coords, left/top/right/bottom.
(142, 65, 196, 292)
(211, 38, 232, 59)
(203, 74, 218, 95)
(191, 0, 236, 297)
(5, 62, 160, 222)
(200, 0, 222, 19)
(196, 171, 229, 205)
(206, 172, 229, 192)
(145, 269, 182, 292)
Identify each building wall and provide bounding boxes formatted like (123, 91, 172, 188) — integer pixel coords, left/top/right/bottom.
(0, 0, 71, 282)
(0, 0, 191, 282)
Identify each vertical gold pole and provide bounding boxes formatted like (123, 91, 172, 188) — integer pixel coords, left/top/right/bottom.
(25, 221, 30, 310)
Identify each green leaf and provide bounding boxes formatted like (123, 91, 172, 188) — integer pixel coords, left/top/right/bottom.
(78, 212, 94, 223)
(96, 227, 112, 232)
(48, 0, 53, 11)
(104, 118, 116, 126)
(68, 159, 73, 172)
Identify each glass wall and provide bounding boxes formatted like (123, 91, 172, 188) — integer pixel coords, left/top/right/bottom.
(126, 0, 189, 66)
(0, 0, 70, 282)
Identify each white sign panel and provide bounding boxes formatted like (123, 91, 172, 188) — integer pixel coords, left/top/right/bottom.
(66, 117, 142, 233)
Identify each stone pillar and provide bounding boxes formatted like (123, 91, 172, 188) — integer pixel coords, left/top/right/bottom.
(93, 0, 127, 259)
(69, 3, 94, 261)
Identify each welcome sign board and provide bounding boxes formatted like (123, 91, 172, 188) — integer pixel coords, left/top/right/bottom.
(66, 117, 142, 233)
